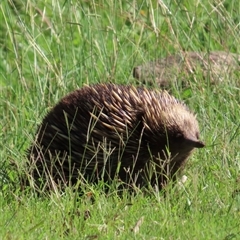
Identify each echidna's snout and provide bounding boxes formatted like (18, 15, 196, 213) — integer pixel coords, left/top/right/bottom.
(195, 140, 205, 148)
(185, 135, 205, 149)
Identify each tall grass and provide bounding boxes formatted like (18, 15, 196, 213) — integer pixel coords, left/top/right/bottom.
(1, 0, 240, 238)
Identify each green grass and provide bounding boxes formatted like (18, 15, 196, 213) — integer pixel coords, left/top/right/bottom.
(1, 0, 240, 239)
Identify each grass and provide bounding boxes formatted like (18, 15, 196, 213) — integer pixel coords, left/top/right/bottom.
(1, 0, 240, 239)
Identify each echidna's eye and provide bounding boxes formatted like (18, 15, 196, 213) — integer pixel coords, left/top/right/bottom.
(175, 133, 184, 139)
(196, 132, 200, 140)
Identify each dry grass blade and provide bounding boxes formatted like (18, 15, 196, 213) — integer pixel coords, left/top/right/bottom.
(131, 216, 144, 234)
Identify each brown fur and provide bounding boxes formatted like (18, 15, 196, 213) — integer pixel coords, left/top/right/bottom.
(27, 84, 204, 190)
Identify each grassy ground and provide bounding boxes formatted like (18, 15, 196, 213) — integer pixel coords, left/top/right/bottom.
(1, 0, 240, 239)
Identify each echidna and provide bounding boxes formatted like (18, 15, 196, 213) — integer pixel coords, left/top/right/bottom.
(27, 84, 205, 190)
